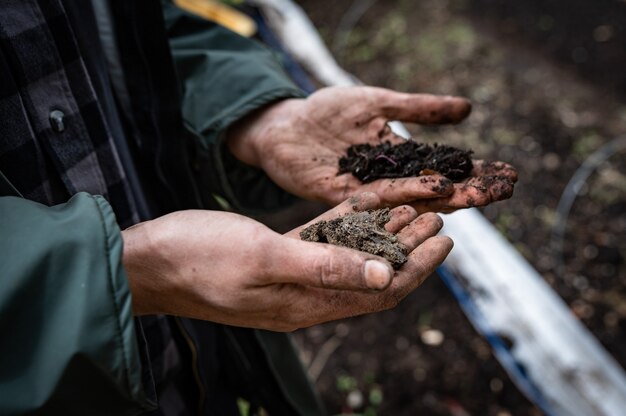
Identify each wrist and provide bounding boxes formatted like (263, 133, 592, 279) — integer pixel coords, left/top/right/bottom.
(226, 98, 304, 168)
(122, 221, 172, 315)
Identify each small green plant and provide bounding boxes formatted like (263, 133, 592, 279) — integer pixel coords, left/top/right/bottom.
(336, 375, 358, 392)
(333, 374, 384, 416)
(237, 398, 250, 416)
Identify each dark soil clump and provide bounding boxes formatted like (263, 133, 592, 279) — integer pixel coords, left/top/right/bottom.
(338, 141, 474, 183)
(300, 208, 408, 269)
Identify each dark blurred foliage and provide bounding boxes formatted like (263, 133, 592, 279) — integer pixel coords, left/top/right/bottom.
(468, 0, 626, 97)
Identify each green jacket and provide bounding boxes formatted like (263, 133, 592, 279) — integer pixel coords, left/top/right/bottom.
(0, 2, 323, 415)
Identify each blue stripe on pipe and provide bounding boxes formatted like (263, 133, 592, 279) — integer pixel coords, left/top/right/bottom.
(437, 265, 554, 415)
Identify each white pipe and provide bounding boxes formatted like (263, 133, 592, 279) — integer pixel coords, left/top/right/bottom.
(443, 209, 626, 415)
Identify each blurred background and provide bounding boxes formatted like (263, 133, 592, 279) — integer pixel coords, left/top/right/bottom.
(284, 0, 626, 415)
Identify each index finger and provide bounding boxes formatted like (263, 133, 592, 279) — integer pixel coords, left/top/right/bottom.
(367, 87, 472, 124)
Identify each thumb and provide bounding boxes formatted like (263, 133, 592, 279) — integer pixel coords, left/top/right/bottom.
(262, 238, 394, 291)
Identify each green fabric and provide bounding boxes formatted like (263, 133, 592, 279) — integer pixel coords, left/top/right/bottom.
(163, 2, 307, 213)
(0, 193, 155, 415)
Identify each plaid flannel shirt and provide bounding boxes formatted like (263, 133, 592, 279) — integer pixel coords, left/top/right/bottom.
(0, 0, 139, 227)
(0, 2, 196, 415)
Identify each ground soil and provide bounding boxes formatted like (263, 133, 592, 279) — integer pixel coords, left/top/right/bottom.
(300, 208, 407, 269)
(339, 141, 474, 183)
(260, 1, 626, 415)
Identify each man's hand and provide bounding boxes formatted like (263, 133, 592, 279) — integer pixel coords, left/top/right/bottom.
(122, 193, 451, 331)
(228, 86, 517, 212)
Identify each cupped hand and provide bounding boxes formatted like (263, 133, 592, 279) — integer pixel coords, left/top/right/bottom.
(228, 86, 516, 212)
(409, 160, 518, 214)
(122, 193, 452, 331)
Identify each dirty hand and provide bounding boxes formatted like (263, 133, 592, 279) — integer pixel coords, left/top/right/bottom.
(122, 193, 451, 331)
(228, 85, 517, 212)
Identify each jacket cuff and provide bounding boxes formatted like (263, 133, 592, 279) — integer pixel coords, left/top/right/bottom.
(93, 195, 158, 410)
(165, 2, 306, 212)
(0, 193, 156, 414)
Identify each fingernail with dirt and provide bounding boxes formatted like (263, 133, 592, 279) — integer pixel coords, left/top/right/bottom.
(364, 260, 392, 290)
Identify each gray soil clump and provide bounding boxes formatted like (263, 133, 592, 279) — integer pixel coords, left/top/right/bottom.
(300, 208, 408, 269)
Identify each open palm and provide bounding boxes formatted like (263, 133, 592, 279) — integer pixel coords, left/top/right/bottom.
(228, 86, 516, 212)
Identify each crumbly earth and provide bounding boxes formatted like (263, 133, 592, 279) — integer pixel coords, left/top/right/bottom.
(338, 141, 474, 183)
(300, 208, 408, 269)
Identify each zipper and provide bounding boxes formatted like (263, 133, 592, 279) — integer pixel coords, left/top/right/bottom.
(174, 316, 207, 415)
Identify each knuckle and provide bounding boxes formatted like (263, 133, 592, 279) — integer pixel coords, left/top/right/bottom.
(433, 235, 453, 249)
(409, 254, 431, 278)
(351, 191, 379, 209)
(347, 194, 364, 205)
(419, 212, 443, 229)
(313, 253, 347, 289)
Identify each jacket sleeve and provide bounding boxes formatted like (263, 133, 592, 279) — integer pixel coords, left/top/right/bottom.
(0, 193, 156, 415)
(162, 2, 307, 213)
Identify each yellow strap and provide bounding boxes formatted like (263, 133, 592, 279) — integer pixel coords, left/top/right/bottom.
(173, 0, 257, 37)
